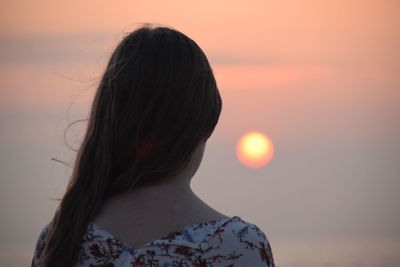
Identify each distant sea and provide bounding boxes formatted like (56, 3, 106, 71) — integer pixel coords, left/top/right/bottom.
(273, 238, 400, 267)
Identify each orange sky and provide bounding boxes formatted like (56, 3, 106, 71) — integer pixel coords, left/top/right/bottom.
(1, 0, 399, 61)
(1, 0, 399, 111)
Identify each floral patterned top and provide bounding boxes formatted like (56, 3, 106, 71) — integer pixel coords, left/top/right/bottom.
(32, 216, 274, 266)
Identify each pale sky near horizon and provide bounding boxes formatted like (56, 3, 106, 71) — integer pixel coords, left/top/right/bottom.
(1, 1, 399, 266)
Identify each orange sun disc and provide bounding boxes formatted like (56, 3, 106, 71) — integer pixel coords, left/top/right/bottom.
(236, 132, 274, 168)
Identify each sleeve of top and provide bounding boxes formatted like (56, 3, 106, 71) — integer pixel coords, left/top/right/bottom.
(31, 224, 50, 267)
(202, 221, 275, 267)
(242, 223, 275, 266)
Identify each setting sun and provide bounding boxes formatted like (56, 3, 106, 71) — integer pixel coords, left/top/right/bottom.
(236, 132, 274, 168)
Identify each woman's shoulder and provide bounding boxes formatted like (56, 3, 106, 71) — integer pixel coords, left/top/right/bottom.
(221, 216, 271, 239)
(201, 216, 275, 266)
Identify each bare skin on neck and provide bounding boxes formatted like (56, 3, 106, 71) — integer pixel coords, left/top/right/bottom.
(92, 141, 229, 248)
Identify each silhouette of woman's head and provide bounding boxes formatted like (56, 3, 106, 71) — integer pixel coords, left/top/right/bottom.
(95, 25, 222, 193)
(40, 25, 222, 267)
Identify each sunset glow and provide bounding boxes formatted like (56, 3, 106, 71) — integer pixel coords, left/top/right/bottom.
(236, 132, 274, 168)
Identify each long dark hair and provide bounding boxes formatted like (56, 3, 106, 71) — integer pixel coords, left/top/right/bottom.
(39, 25, 222, 267)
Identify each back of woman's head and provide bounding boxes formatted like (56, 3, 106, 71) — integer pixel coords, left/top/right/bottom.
(39, 25, 222, 267)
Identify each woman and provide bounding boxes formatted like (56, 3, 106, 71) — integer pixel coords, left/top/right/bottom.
(32, 25, 275, 267)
